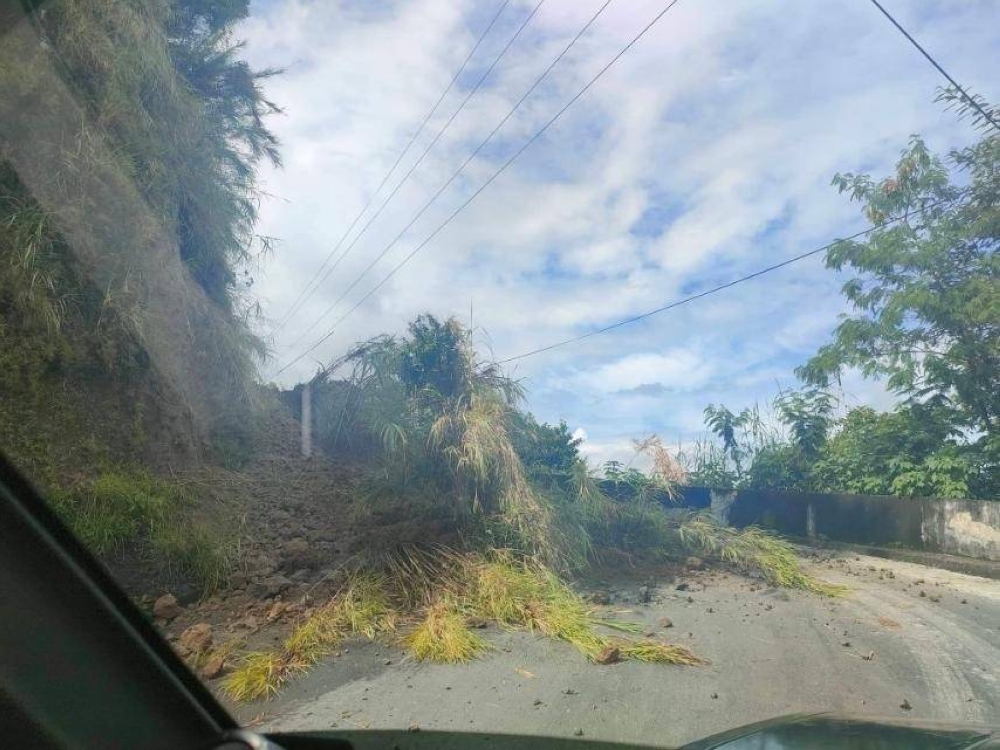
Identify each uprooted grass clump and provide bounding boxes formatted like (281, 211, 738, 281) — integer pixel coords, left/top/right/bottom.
(223, 574, 400, 701)
(405, 600, 490, 663)
(221, 651, 296, 703)
(677, 515, 846, 596)
(222, 549, 702, 702)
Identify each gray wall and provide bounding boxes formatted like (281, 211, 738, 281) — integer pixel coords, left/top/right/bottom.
(674, 487, 1000, 562)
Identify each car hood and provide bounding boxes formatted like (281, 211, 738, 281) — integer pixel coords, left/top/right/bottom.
(272, 713, 1000, 750)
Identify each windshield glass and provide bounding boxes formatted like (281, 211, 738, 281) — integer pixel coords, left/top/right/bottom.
(1, 0, 998, 744)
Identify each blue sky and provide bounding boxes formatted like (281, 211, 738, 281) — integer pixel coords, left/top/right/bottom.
(241, 0, 998, 465)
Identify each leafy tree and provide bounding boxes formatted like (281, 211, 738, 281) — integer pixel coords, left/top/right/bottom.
(799, 91, 999, 442)
(811, 405, 972, 498)
(511, 414, 582, 477)
(774, 388, 834, 458)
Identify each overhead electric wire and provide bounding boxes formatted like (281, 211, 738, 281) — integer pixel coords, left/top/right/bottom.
(275, 0, 677, 377)
(286, 0, 611, 352)
(271, 0, 511, 334)
(281, 0, 544, 344)
(867, 0, 1000, 132)
(496, 199, 955, 364)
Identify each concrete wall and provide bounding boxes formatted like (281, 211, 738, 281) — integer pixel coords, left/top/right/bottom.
(675, 486, 1000, 562)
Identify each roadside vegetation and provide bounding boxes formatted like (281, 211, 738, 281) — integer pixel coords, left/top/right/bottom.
(0, 0, 280, 488)
(49, 470, 237, 593)
(1, 0, 281, 588)
(2, 0, 992, 710)
(690, 94, 999, 501)
(221, 316, 840, 702)
(225, 549, 709, 701)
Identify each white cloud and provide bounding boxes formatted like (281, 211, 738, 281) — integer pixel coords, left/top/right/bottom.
(238, 0, 998, 464)
(567, 349, 714, 394)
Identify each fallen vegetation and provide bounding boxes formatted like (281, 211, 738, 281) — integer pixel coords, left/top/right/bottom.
(219, 316, 840, 702)
(222, 549, 705, 702)
(677, 516, 847, 597)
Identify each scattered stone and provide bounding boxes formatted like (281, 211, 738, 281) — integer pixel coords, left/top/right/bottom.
(686, 596, 695, 603)
(590, 590, 612, 605)
(172, 584, 199, 606)
(638, 586, 652, 604)
(563, 688, 578, 695)
(284, 538, 310, 556)
(240, 614, 260, 631)
(533, 699, 544, 707)
(900, 699, 912, 711)
(201, 654, 225, 679)
(179, 623, 213, 655)
(841, 641, 851, 647)
(919, 590, 927, 598)
(466, 617, 489, 629)
(643, 631, 656, 638)
(685, 556, 706, 571)
(711, 693, 719, 699)
(658, 617, 674, 629)
(153, 594, 182, 621)
(267, 601, 288, 621)
(595, 645, 621, 665)
(408, 725, 421, 733)
(260, 575, 293, 598)
(574, 729, 584, 737)
(675, 583, 690, 592)
(384, 659, 392, 666)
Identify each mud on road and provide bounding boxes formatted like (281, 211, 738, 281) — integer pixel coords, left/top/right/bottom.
(234, 551, 1000, 747)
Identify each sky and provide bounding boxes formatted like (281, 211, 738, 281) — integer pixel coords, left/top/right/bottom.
(239, 0, 998, 466)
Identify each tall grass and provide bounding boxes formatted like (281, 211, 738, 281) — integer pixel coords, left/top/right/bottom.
(49, 469, 234, 592)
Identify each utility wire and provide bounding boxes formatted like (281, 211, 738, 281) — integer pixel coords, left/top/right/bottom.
(288, 0, 607, 352)
(271, 0, 511, 334)
(497, 200, 953, 363)
(276, 0, 676, 377)
(283, 0, 544, 346)
(867, 0, 1000, 132)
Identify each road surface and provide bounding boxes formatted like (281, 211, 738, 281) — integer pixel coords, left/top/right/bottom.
(238, 551, 1000, 746)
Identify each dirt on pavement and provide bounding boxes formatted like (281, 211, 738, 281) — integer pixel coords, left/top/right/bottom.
(223, 550, 1000, 747)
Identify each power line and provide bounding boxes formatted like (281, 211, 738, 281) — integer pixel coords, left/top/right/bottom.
(287, 0, 611, 352)
(275, 0, 679, 377)
(271, 0, 511, 334)
(867, 0, 1000, 132)
(282, 0, 544, 346)
(497, 201, 952, 364)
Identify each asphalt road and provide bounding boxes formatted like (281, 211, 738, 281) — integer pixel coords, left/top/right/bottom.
(245, 551, 1000, 747)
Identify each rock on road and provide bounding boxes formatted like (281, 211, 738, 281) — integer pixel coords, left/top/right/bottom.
(243, 552, 1000, 747)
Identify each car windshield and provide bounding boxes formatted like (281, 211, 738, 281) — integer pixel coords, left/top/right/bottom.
(1, 0, 998, 745)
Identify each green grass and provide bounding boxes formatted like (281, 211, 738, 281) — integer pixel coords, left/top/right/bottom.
(338, 573, 398, 639)
(283, 605, 346, 665)
(50, 469, 234, 593)
(222, 652, 296, 702)
(405, 601, 489, 663)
